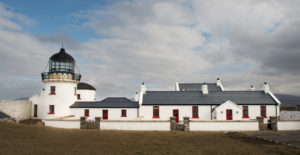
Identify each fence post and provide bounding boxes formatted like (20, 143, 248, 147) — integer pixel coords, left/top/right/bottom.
(170, 117, 176, 131)
(80, 116, 87, 129)
(183, 117, 190, 131)
(270, 116, 278, 131)
(256, 116, 264, 130)
(95, 117, 101, 129)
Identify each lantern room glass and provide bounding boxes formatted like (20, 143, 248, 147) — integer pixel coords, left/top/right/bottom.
(49, 60, 75, 73)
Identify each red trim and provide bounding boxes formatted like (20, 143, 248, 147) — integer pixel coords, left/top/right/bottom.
(242, 116, 249, 118)
(173, 109, 179, 122)
(192, 116, 199, 118)
(121, 110, 127, 117)
(48, 112, 54, 114)
(49, 93, 56, 95)
(226, 109, 232, 120)
(103, 110, 108, 120)
(152, 116, 160, 118)
(262, 115, 267, 118)
(153, 106, 159, 118)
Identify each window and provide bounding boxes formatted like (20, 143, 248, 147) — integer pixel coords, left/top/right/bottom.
(84, 109, 89, 117)
(74, 87, 77, 95)
(33, 104, 38, 117)
(49, 105, 54, 114)
(77, 94, 81, 100)
(121, 110, 127, 117)
(103, 110, 108, 120)
(192, 106, 199, 118)
(261, 106, 266, 118)
(153, 106, 159, 118)
(242, 106, 249, 118)
(50, 86, 56, 95)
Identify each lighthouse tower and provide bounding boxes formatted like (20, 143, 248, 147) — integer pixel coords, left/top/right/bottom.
(39, 47, 81, 119)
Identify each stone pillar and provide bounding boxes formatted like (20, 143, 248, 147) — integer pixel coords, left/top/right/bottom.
(256, 116, 264, 130)
(270, 116, 278, 131)
(170, 117, 176, 131)
(183, 117, 190, 131)
(80, 116, 87, 129)
(95, 117, 101, 129)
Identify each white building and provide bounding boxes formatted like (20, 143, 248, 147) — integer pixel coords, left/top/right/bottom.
(30, 48, 281, 128)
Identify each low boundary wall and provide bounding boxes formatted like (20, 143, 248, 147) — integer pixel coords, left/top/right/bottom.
(44, 120, 80, 129)
(277, 120, 300, 131)
(0, 100, 31, 122)
(100, 120, 170, 131)
(190, 120, 259, 131)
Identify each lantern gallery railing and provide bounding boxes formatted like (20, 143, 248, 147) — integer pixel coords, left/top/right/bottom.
(41, 72, 81, 81)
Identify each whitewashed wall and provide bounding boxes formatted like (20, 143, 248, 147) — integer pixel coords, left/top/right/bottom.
(76, 89, 96, 101)
(42, 82, 77, 119)
(277, 121, 300, 131)
(139, 105, 213, 122)
(70, 108, 138, 120)
(100, 120, 170, 131)
(214, 101, 242, 120)
(0, 100, 31, 121)
(190, 120, 259, 131)
(44, 120, 80, 129)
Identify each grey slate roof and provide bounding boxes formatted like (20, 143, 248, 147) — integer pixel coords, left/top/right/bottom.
(142, 91, 277, 105)
(70, 97, 139, 108)
(77, 82, 96, 90)
(179, 83, 222, 91)
(0, 112, 9, 119)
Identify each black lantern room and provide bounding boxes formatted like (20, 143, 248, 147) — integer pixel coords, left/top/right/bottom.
(41, 48, 81, 81)
(49, 48, 75, 73)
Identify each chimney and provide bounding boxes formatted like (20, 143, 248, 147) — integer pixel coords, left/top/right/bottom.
(202, 82, 208, 94)
(134, 92, 139, 101)
(264, 82, 270, 94)
(250, 85, 255, 91)
(140, 82, 147, 94)
(216, 77, 224, 91)
(175, 82, 179, 91)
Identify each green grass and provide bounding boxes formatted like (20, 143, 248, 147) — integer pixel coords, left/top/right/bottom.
(0, 122, 299, 155)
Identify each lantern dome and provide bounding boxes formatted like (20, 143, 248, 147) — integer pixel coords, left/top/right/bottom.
(49, 48, 75, 73)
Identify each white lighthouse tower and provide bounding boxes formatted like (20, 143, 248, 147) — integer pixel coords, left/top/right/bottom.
(31, 48, 81, 119)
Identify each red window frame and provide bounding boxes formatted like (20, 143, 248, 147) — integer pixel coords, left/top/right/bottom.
(242, 106, 249, 118)
(49, 86, 56, 95)
(153, 106, 159, 118)
(84, 109, 89, 117)
(121, 109, 127, 117)
(192, 106, 199, 118)
(261, 106, 266, 118)
(77, 94, 81, 100)
(48, 105, 55, 114)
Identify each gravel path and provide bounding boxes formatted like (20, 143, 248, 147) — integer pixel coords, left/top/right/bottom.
(245, 131, 300, 148)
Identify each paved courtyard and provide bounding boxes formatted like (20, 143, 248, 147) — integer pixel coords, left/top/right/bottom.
(245, 131, 300, 148)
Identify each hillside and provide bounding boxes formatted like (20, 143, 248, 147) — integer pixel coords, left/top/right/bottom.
(275, 94, 300, 106)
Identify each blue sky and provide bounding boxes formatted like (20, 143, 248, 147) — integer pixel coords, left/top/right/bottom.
(0, 0, 300, 99)
(1, 0, 115, 41)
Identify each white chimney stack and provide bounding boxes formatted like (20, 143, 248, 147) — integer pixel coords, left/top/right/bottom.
(175, 82, 179, 91)
(139, 82, 147, 105)
(216, 77, 224, 91)
(250, 85, 255, 91)
(134, 92, 139, 101)
(264, 82, 270, 94)
(202, 82, 208, 94)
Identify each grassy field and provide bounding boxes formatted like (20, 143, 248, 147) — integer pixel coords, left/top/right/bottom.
(0, 122, 299, 155)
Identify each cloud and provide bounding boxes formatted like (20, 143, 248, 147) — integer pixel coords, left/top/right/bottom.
(0, 0, 300, 100)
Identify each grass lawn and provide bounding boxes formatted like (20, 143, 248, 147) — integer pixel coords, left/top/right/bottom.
(0, 122, 299, 155)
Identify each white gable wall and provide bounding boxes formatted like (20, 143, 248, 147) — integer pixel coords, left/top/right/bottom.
(76, 89, 96, 101)
(214, 101, 242, 120)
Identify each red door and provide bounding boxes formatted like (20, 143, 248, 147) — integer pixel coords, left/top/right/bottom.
(173, 109, 179, 122)
(226, 109, 232, 120)
(103, 110, 108, 120)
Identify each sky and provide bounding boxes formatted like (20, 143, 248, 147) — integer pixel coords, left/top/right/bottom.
(0, 0, 300, 100)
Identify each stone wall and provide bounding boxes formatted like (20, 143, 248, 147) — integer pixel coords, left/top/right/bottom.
(0, 100, 31, 122)
(280, 111, 300, 120)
